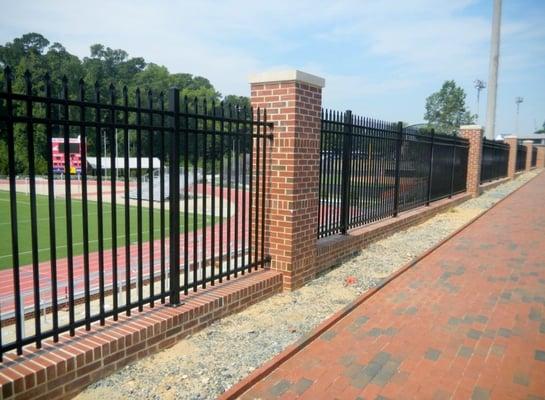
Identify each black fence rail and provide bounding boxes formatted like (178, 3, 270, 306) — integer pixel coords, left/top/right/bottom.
(531, 146, 537, 168)
(0, 67, 272, 359)
(516, 145, 527, 172)
(317, 110, 468, 238)
(480, 138, 509, 183)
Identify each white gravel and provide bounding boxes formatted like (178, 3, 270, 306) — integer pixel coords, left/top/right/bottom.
(76, 171, 538, 400)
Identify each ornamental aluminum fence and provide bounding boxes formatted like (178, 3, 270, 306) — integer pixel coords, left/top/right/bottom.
(317, 110, 469, 239)
(480, 138, 509, 183)
(531, 146, 537, 168)
(0, 67, 272, 359)
(516, 145, 527, 172)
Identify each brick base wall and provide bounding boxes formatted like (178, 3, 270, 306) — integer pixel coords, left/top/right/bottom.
(315, 193, 471, 275)
(536, 146, 545, 168)
(0, 270, 283, 400)
(459, 126, 483, 197)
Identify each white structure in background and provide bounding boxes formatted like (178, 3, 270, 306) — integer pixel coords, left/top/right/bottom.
(496, 132, 545, 145)
(86, 157, 161, 174)
(485, 0, 502, 140)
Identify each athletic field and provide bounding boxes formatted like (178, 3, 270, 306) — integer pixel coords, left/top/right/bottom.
(0, 190, 214, 270)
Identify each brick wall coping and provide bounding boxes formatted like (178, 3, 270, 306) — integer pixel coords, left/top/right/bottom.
(318, 193, 469, 249)
(0, 269, 283, 400)
(248, 70, 325, 88)
(460, 124, 483, 130)
(315, 193, 472, 277)
(522, 140, 534, 144)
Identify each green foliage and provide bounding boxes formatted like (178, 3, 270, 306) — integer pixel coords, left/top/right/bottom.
(537, 120, 545, 134)
(424, 80, 475, 135)
(0, 33, 249, 175)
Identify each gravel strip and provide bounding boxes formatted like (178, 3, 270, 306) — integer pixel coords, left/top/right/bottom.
(76, 171, 538, 400)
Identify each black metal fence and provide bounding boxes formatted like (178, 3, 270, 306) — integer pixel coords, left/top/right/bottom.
(0, 68, 271, 359)
(516, 144, 527, 172)
(531, 146, 537, 168)
(480, 138, 509, 183)
(317, 110, 468, 238)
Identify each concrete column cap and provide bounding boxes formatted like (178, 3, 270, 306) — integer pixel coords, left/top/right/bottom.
(460, 125, 483, 130)
(249, 70, 325, 88)
(522, 140, 534, 144)
(503, 135, 517, 139)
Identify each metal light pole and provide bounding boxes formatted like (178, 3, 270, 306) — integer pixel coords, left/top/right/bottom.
(515, 96, 523, 135)
(115, 128, 119, 179)
(103, 130, 108, 178)
(474, 79, 486, 124)
(485, 0, 502, 140)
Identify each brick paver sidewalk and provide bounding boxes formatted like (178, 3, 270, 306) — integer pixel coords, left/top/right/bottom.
(235, 172, 545, 400)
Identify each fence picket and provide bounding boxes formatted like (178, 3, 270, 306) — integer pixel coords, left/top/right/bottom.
(0, 68, 272, 358)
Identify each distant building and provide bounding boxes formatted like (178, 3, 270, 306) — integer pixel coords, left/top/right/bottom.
(496, 132, 545, 145)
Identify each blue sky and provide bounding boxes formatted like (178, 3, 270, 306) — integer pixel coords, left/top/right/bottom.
(1, 0, 544, 135)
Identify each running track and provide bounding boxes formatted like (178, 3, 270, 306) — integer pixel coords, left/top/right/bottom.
(0, 183, 258, 316)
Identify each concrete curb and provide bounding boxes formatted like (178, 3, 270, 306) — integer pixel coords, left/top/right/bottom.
(218, 170, 542, 400)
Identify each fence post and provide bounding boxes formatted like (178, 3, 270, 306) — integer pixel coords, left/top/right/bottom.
(523, 140, 533, 171)
(168, 87, 182, 306)
(458, 125, 483, 197)
(249, 70, 325, 290)
(449, 140, 456, 198)
(504, 135, 517, 178)
(340, 110, 353, 234)
(536, 145, 545, 168)
(392, 121, 403, 217)
(426, 129, 435, 206)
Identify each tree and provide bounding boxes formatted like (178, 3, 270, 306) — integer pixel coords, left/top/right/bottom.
(424, 80, 475, 135)
(536, 121, 545, 134)
(0, 33, 243, 175)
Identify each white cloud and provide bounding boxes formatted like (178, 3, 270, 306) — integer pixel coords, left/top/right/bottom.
(1, 0, 544, 133)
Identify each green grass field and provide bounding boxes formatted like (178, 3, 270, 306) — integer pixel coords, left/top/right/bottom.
(0, 190, 217, 270)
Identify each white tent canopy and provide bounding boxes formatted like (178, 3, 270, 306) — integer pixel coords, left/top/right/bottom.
(86, 157, 161, 170)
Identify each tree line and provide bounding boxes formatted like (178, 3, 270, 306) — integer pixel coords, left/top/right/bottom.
(0, 33, 251, 175)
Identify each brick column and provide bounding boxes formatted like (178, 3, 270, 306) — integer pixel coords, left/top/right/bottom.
(249, 70, 325, 290)
(536, 145, 545, 168)
(459, 125, 484, 197)
(523, 140, 533, 170)
(504, 136, 518, 178)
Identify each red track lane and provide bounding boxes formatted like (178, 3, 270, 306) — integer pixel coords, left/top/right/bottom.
(0, 183, 258, 315)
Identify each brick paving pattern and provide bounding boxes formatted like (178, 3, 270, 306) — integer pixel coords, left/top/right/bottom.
(237, 172, 545, 399)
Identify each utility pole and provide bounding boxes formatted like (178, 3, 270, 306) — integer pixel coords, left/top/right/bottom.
(115, 128, 119, 179)
(474, 79, 486, 124)
(485, 0, 502, 140)
(103, 130, 108, 178)
(515, 97, 523, 135)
